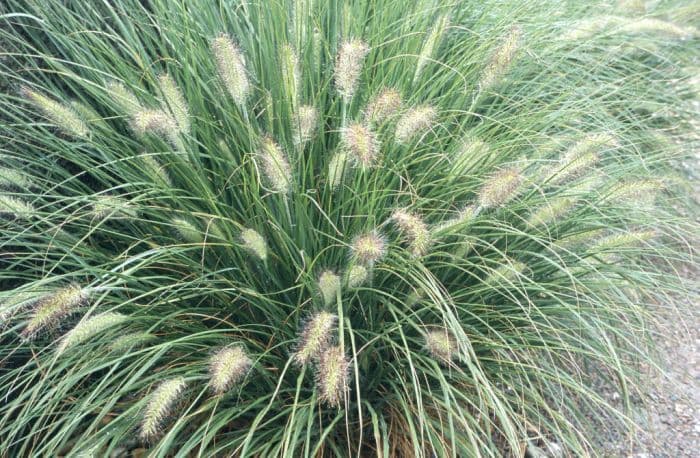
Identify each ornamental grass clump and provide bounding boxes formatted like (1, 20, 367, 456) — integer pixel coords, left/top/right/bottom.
(0, 0, 697, 456)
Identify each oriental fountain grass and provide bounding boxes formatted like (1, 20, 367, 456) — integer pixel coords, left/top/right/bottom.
(0, 0, 697, 456)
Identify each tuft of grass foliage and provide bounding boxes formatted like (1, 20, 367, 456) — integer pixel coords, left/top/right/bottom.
(0, 0, 697, 456)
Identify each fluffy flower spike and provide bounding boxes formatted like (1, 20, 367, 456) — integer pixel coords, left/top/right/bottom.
(424, 328, 458, 365)
(351, 231, 387, 265)
(0, 196, 35, 219)
(258, 136, 292, 194)
(479, 25, 522, 90)
(316, 346, 350, 407)
(318, 270, 341, 306)
(294, 311, 337, 365)
(21, 284, 88, 339)
(391, 209, 432, 257)
(346, 265, 368, 288)
(335, 39, 369, 100)
(477, 168, 522, 209)
(342, 123, 379, 169)
(57, 312, 127, 355)
(363, 88, 402, 124)
(395, 105, 437, 144)
(293, 105, 318, 147)
(23, 88, 89, 138)
(158, 74, 190, 134)
(328, 152, 349, 189)
(211, 34, 250, 107)
(139, 377, 186, 441)
(208, 345, 253, 395)
(240, 228, 268, 261)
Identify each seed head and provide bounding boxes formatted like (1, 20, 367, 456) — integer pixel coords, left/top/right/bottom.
(140, 154, 172, 187)
(130, 109, 181, 148)
(318, 270, 341, 306)
(258, 136, 292, 194)
(480, 25, 522, 90)
(484, 259, 527, 286)
(23, 88, 89, 138)
(140, 377, 186, 441)
(620, 18, 696, 39)
(293, 105, 318, 147)
(327, 152, 349, 189)
(346, 265, 368, 288)
(157, 74, 190, 134)
(240, 228, 267, 261)
(424, 328, 458, 365)
(70, 100, 105, 128)
(316, 346, 350, 407)
(21, 284, 88, 340)
(109, 332, 154, 352)
(208, 345, 253, 395)
(414, 14, 450, 83)
(363, 88, 402, 124)
(592, 230, 656, 251)
(57, 312, 127, 355)
(603, 179, 664, 205)
(395, 105, 437, 145)
(341, 123, 379, 169)
(391, 209, 432, 257)
(91, 195, 137, 221)
(211, 35, 250, 107)
(528, 197, 575, 227)
(294, 311, 337, 365)
(0, 167, 30, 189)
(477, 168, 522, 209)
(105, 81, 142, 115)
(0, 196, 35, 219)
(173, 217, 202, 244)
(351, 231, 387, 265)
(335, 39, 369, 100)
(280, 44, 300, 107)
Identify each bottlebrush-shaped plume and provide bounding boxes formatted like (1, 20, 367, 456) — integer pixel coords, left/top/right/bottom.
(0, 196, 35, 219)
(109, 332, 154, 352)
(363, 88, 402, 124)
(479, 25, 522, 90)
(602, 179, 664, 204)
(316, 346, 350, 407)
(293, 105, 318, 147)
(106, 81, 142, 115)
(158, 74, 190, 134)
(91, 195, 137, 221)
(208, 345, 253, 395)
(130, 109, 182, 148)
(173, 217, 203, 244)
(23, 88, 89, 138)
(327, 152, 349, 189)
(21, 284, 88, 339)
(395, 105, 437, 144)
(294, 311, 337, 365)
(258, 136, 292, 194)
(351, 231, 387, 265)
(318, 270, 341, 306)
(211, 34, 250, 107)
(140, 154, 172, 187)
(346, 265, 368, 288)
(391, 209, 432, 257)
(424, 328, 458, 365)
(592, 230, 656, 251)
(451, 138, 490, 176)
(280, 44, 300, 108)
(0, 167, 30, 189)
(528, 197, 575, 227)
(548, 133, 615, 184)
(484, 258, 527, 285)
(335, 39, 369, 100)
(341, 122, 379, 169)
(57, 312, 127, 355)
(477, 168, 522, 209)
(140, 377, 186, 441)
(240, 228, 268, 261)
(414, 14, 450, 83)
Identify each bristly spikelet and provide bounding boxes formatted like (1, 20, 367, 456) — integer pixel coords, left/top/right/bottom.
(140, 154, 172, 187)
(157, 74, 190, 134)
(341, 123, 379, 169)
(484, 259, 527, 286)
(140, 377, 186, 441)
(351, 231, 387, 265)
(335, 39, 369, 100)
(105, 81, 142, 115)
(619, 18, 697, 39)
(414, 14, 450, 83)
(240, 228, 267, 261)
(258, 136, 292, 194)
(451, 138, 490, 176)
(433, 205, 477, 234)
(23, 88, 89, 138)
(130, 109, 181, 148)
(0, 167, 30, 189)
(592, 230, 656, 251)
(316, 346, 350, 407)
(70, 100, 105, 128)
(423, 328, 457, 365)
(318, 270, 341, 306)
(109, 332, 154, 352)
(547, 133, 616, 185)
(173, 217, 202, 244)
(391, 209, 432, 257)
(57, 312, 127, 355)
(528, 197, 575, 227)
(211, 35, 250, 107)
(0, 196, 35, 219)
(363, 88, 402, 124)
(91, 195, 137, 221)
(208, 345, 253, 395)
(280, 44, 300, 108)
(479, 25, 522, 91)
(327, 152, 349, 189)
(293, 105, 318, 147)
(346, 265, 368, 288)
(21, 284, 88, 339)
(477, 168, 522, 209)
(603, 179, 664, 204)
(294, 311, 337, 365)
(395, 105, 437, 145)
